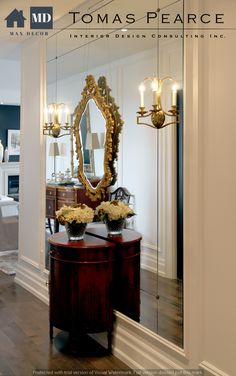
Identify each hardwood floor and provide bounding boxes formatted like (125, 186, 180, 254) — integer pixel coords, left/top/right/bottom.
(0, 271, 129, 376)
(140, 269, 183, 348)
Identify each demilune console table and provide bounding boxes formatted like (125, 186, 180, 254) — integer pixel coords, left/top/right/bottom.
(86, 227, 142, 322)
(48, 227, 142, 354)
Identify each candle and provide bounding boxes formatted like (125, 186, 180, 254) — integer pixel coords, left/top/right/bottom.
(139, 84, 145, 107)
(65, 106, 69, 123)
(151, 79, 159, 105)
(57, 105, 62, 124)
(172, 84, 178, 106)
(48, 105, 53, 123)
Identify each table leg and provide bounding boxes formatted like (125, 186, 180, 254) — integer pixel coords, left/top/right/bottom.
(54, 218, 59, 233)
(50, 322, 53, 342)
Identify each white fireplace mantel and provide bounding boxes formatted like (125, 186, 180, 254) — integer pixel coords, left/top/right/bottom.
(0, 162, 20, 196)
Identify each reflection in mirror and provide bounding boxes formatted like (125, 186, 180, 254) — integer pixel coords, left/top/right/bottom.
(74, 75, 114, 201)
(79, 104, 94, 176)
(82, 99, 106, 186)
(45, 0, 184, 349)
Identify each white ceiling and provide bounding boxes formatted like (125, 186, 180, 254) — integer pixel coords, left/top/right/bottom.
(46, 0, 183, 81)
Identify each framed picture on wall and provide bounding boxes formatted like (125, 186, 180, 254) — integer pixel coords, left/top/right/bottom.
(8, 129, 20, 156)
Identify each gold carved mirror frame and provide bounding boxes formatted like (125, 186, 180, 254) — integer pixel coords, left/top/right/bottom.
(97, 76, 124, 185)
(74, 75, 118, 201)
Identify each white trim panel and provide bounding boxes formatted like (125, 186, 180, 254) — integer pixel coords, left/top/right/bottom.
(200, 362, 231, 376)
(15, 262, 49, 305)
(114, 312, 188, 369)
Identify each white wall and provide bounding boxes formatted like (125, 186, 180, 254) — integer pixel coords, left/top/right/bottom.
(0, 59, 20, 104)
(196, 0, 236, 373)
(15, 38, 48, 303)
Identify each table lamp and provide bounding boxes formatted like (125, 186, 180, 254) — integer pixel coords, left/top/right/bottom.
(49, 142, 60, 175)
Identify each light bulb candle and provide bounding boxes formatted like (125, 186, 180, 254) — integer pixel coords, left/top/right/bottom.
(139, 83, 145, 108)
(57, 105, 62, 124)
(171, 84, 178, 106)
(151, 78, 159, 106)
(65, 106, 70, 124)
(48, 105, 54, 123)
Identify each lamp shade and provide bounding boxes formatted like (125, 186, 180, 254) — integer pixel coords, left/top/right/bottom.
(85, 133, 100, 150)
(99, 132, 105, 148)
(49, 142, 60, 156)
(59, 143, 67, 156)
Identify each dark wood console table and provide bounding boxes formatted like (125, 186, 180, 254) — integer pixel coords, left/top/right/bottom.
(48, 227, 142, 354)
(86, 227, 142, 321)
(48, 231, 115, 353)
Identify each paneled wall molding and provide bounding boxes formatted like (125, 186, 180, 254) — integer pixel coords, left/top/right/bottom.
(17, 38, 46, 278)
(158, 125, 177, 280)
(199, 361, 231, 376)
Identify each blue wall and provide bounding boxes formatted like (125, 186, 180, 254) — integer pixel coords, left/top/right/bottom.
(0, 105, 20, 162)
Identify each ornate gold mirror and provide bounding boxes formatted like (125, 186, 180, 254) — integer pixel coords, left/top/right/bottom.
(97, 76, 124, 185)
(74, 75, 123, 200)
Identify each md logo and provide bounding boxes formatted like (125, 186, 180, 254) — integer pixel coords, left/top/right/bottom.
(30, 7, 53, 29)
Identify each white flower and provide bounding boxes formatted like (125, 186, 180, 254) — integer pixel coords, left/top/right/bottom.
(95, 200, 135, 221)
(56, 204, 94, 225)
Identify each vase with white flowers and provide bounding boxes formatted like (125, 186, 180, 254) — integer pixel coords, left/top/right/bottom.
(95, 200, 135, 235)
(56, 204, 94, 241)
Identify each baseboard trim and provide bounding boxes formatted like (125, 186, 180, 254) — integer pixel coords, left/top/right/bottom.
(141, 242, 166, 277)
(113, 311, 187, 369)
(141, 241, 157, 251)
(15, 262, 49, 305)
(199, 361, 231, 376)
(20, 254, 40, 270)
(141, 247, 157, 274)
(0, 250, 18, 256)
(158, 256, 166, 277)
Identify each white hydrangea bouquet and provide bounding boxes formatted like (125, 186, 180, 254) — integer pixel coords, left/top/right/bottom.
(56, 204, 94, 240)
(56, 204, 94, 225)
(95, 200, 134, 221)
(95, 200, 135, 235)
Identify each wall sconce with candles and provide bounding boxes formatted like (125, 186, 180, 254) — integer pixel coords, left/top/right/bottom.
(137, 76, 179, 130)
(43, 103, 72, 138)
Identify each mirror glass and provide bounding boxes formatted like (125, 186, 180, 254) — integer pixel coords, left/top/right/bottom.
(79, 99, 106, 186)
(45, 0, 184, 349)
